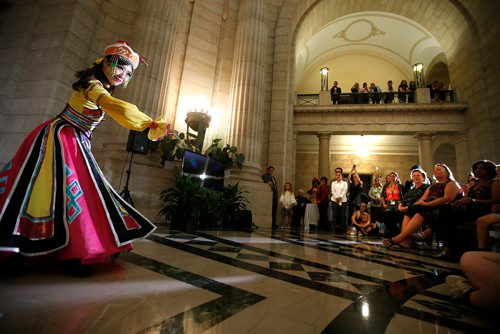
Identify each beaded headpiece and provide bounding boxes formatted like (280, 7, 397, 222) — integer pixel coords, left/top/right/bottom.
(103, 41, 148, 87)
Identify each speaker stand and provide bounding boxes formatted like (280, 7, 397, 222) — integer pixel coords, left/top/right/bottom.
(119, 152, 135, 207)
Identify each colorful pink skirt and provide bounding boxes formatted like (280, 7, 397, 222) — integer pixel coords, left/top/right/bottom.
(0, 114, 156, 264)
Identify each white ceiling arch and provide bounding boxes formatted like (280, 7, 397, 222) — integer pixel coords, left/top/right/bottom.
(295, 11, 445, 89)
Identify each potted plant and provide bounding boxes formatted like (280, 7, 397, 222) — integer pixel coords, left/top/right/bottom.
(159, 175, 206, 232)
(220, 183, 249, 228)
(159, 176, 250, 231)
(159, 132, 199, 166)
(204, 138, 245, 170)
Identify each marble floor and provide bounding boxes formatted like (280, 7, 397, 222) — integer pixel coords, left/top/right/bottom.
(0, 227, 495, 334)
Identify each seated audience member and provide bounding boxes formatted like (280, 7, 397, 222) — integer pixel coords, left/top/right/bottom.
(385, 168, 430, 250)
(330, 81, 341, 104)
(369, 82, 382, 104)
(462, 173, 479, 194)
(380, 171, 404, 237)
(403, 164, 425, 193)
(384, 80, 394, 103)
(397, 79, 409, 103)
(408, 80, 416, 103)
(291, 189, 311, 229)
(383, 164, 462, 252)
(351, 203, 377, 236)
(446, 251, 500, 316)
(437, 160, 499, 258)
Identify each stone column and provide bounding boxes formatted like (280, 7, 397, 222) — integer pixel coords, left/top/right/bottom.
(317, 132, 331, 178)
(127, 0, 181, 121)
(226, 0, 267, 182)
(101, 0, 181, 150)
(415, 132, 436, 174)
(98, 0, 181, 223)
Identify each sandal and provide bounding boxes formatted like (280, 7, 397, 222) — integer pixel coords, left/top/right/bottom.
(383, 238, 398, 248)
(383, 238, 409, 251)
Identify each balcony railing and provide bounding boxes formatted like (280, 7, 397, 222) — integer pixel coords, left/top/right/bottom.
(296, 91, 455, 106)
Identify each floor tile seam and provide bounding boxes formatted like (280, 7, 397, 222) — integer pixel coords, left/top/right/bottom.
(123, 252, 268, 333)
(288, 233, 462, 275)
(122, 251, 262, 298)
(139, 293, 266, 334)
(270, 234, 443, 277)
(123, 252, 266, 334)
(159, 231, 456, 290)
(147, 234, 362, 301)
(193, 231, 394, 285)
(282, 231, 460, 272)
(193, 231, 448, 286)
(159, 232, 484, 334)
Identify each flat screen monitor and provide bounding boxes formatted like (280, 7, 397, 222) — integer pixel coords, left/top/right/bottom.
(181, 150, 225, 191)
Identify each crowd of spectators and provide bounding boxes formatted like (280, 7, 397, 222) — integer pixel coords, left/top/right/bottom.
(263, 160, 500, 316)
(330, 80, 450, 104)
(263, 160, 499, 261)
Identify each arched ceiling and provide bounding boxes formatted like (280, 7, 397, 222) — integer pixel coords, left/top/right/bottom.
(294, 11, 447, 153)
(295, 11, 445, 87)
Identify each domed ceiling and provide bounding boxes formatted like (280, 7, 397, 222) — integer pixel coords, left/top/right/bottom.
(294, 11, 446, 157)
(295, 11, 445, 87)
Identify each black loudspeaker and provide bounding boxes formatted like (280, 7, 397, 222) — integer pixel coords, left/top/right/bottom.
(126, 130, 149, 154)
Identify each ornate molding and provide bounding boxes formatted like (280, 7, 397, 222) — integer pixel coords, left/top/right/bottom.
(333, 19, 385, 42)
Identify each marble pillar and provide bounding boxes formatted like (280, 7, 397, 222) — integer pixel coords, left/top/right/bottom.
(317, 132, 332, 178)
(415, 132, 436, 174)
(226, 0, 267, 182)
(98, 0, 181, 223)
(127, 0, 180, 121)
(100, 0, 180, 149)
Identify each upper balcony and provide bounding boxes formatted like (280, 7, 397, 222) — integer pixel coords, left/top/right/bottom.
(293, 89, 468, 135)
(296, 90, 455, 106)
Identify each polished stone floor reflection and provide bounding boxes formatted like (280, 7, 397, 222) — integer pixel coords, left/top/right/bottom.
(0, 227, 495, 333)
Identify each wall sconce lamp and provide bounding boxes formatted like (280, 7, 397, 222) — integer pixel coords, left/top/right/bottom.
(412, 63, 425, 88)
(320, 67, 329, 91)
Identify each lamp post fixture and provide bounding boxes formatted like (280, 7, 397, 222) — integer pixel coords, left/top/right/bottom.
(185, 109, 211, 151)
(320, 67, 329, 91)
(412, 63, 425, 88)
